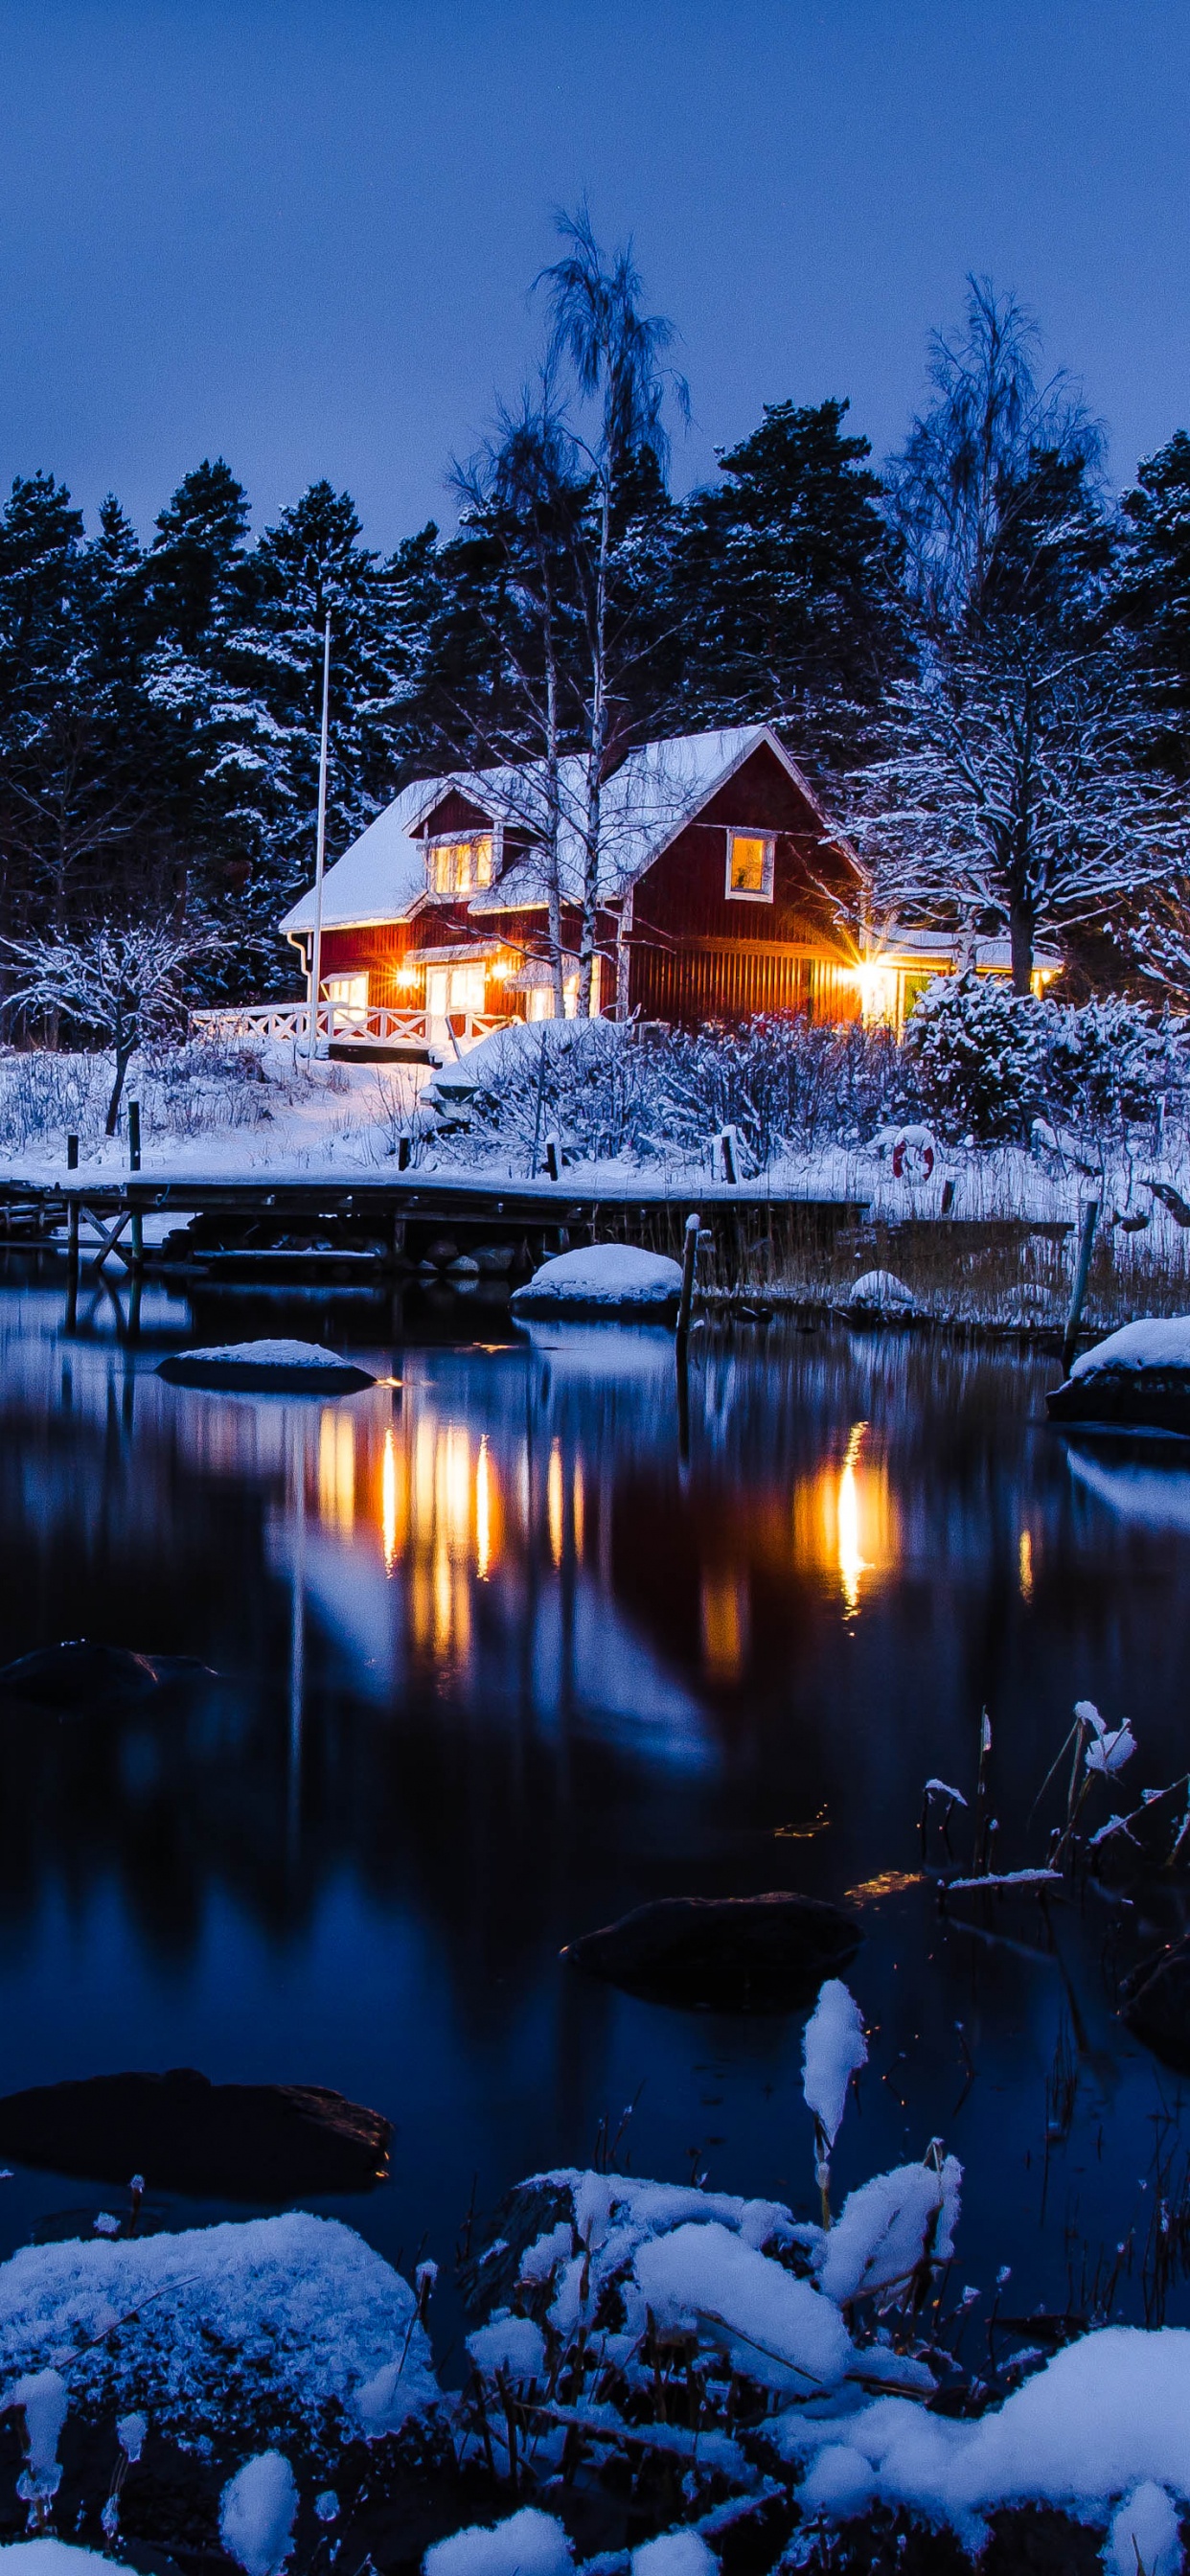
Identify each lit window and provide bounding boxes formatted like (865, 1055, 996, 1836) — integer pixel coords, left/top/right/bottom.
(725, 831, 775, 903)
(323, 973, 368, 1030)
(428, 837, 493, 894)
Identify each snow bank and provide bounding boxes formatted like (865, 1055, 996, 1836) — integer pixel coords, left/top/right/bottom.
(1071, 1319, 1190, 1379)
(423, 2508, 574, 2576)
(511, 1246, 683, 1317)
(778, 2325, 1190, 2547)
(219, 2453, 298, 2576)
(0, 2212, 437, 2452)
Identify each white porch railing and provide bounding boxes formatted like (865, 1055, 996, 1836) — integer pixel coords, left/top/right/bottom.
(191, 1001, 513, 1049)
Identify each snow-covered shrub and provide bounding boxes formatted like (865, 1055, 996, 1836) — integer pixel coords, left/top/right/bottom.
(434, 1016, 900, 1169)
(902, 972, 1051, 1141)
(1042, 997, 1187, 1142)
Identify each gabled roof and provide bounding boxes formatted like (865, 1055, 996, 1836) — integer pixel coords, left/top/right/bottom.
(280, 724, 860, 937)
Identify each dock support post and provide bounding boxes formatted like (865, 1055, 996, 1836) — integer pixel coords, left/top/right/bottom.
(127, 1100, 141, 1173)
(129, 1210, 144, 1272)
(675, 1210, 699, 1465)
(1062, 1197, 1100, 1377)
(65, 1199, 80, 1332)
(66, 1135, 79, 1172)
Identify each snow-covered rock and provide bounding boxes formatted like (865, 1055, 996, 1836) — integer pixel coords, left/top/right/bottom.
(634, 2220, 854, 2394)
(158, 1339, 375, 1392)
(0, 2551, 140, 2576)
(512, 1245, 683, 1319)
(0, 2212, 438, 2454)
(846, 1270, 917, 1316)
(1048, 1317, 1190, 1432)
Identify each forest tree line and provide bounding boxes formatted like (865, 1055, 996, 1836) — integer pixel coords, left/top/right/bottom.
(4, 221, 1190, 1004)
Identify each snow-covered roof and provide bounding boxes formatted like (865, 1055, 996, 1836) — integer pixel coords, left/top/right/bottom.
(280, 781, 430, 935)
(281, 726, 858, 936)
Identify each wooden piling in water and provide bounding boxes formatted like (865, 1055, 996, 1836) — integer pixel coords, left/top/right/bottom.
(127, 1101, 141, 1173)
(1062, 1198, 1100, 1376)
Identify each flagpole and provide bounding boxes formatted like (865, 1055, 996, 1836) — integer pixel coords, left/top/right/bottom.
(307, 607, 332, 1060)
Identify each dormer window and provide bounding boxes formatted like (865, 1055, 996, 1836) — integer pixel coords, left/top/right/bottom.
(725, 830, 775, 904)
(427, 835, 493, 895)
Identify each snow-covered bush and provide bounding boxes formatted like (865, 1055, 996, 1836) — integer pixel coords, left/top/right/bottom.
(1042, 997, 1187, 1140)
(902, 972, 1052, 1141)
(903, 974, 1189, 1147)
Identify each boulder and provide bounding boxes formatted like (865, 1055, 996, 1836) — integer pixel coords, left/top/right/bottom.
(0, 2069, 391, 2198)
(561, 1892, 860, 2012)
(512, 1246, 683, 1321)
(158, 1339, 375, 1393)
(1047, 1318, 1190, 1434)
(847, 1270, 918, 1318)
(0, 1641, 215, 1712)
(1120, 1937, 1190, 2070)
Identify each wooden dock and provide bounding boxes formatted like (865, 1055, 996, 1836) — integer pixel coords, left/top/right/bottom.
(0, 1165, 870, 1283)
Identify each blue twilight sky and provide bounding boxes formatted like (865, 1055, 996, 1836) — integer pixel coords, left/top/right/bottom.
(0, 0, 1187, 551)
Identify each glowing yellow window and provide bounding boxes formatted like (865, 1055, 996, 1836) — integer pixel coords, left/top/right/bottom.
(726, 831, 774, 902)
(428, 837, 493, 895)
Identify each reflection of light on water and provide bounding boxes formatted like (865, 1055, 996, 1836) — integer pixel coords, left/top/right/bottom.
(381, 1428, 398, 1574)
(699, 1570, 748, 1681)
(795, 1419, 898, 1617)
(438, 1425, 471, 1556)
(572, 1457, 585, 1564)
(845, 1870, 924, 1904)
(476, 1437, 492, 1581)
(1018, 1528, 1033, 1601)
(836, 1420, 867, 1614)
(548, 1440, 564, 1568)
(318, 1410, 355, 1534)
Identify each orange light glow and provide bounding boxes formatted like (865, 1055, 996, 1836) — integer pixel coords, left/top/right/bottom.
(572, 1458, 585, 1564)
(476, 1436, 492, 1580)
(1018, 1529, 1034, 1601)
(318, 1410, 355, 1534)
(548, 1441, 564, 1568)
(381, 1427, 399, 1573)
(699, 1570, 748, 1681)
(795, 1421, 899, 1618)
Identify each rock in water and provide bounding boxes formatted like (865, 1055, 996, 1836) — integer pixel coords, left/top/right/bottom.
(158, 1340, 375, 1393)
(0, 2070, 391, 2197)
(1120, 1938, 1190, 2071)
(847, 1270, 917, 1317)
(561, 1893, 860, 2012)
(0, 1641, 215, 1710)
(1047, 1318, 1190, 1434)
(512, 1246, 683, 1320)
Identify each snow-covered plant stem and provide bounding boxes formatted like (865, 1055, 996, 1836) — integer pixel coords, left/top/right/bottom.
(802, 1980, 868, 2226)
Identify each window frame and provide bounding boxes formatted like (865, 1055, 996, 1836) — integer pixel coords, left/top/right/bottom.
(724, 829, 776, 905)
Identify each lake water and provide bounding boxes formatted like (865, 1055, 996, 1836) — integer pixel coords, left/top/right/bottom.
(1, 1269, 1189, 2362)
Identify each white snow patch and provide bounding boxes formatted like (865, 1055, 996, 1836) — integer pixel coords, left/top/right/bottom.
(423, 2506, 575, 2576)
(219, 2453, 298, 2576)
(1071, 1319, 1190, 1380)
(848, 1270, 917, 1312)
(776, 2324, 1190, 2542)
(466, 2313, 547, 2380)
(814, 2159, 961, 2307)
(0, 2213, 437, 2450)
(1104, 2481, 1183, 2576)
(802, 1980, 868, 2152)
(181, 1340, 355, 1370)
(512, 1246, 682, 1312)
(0, 2551, 139, 2575)
(633, 2222, 854, 2394)
(631, 2535, 719, 2576)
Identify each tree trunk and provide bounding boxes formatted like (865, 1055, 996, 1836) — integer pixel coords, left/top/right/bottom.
(1009, 906, 1035, 998)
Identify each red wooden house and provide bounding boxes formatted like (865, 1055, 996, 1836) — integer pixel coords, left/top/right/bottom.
(280, 725, 869, 1040)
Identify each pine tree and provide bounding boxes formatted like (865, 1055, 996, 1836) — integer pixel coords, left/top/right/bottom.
(671, 399, 904, 735)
